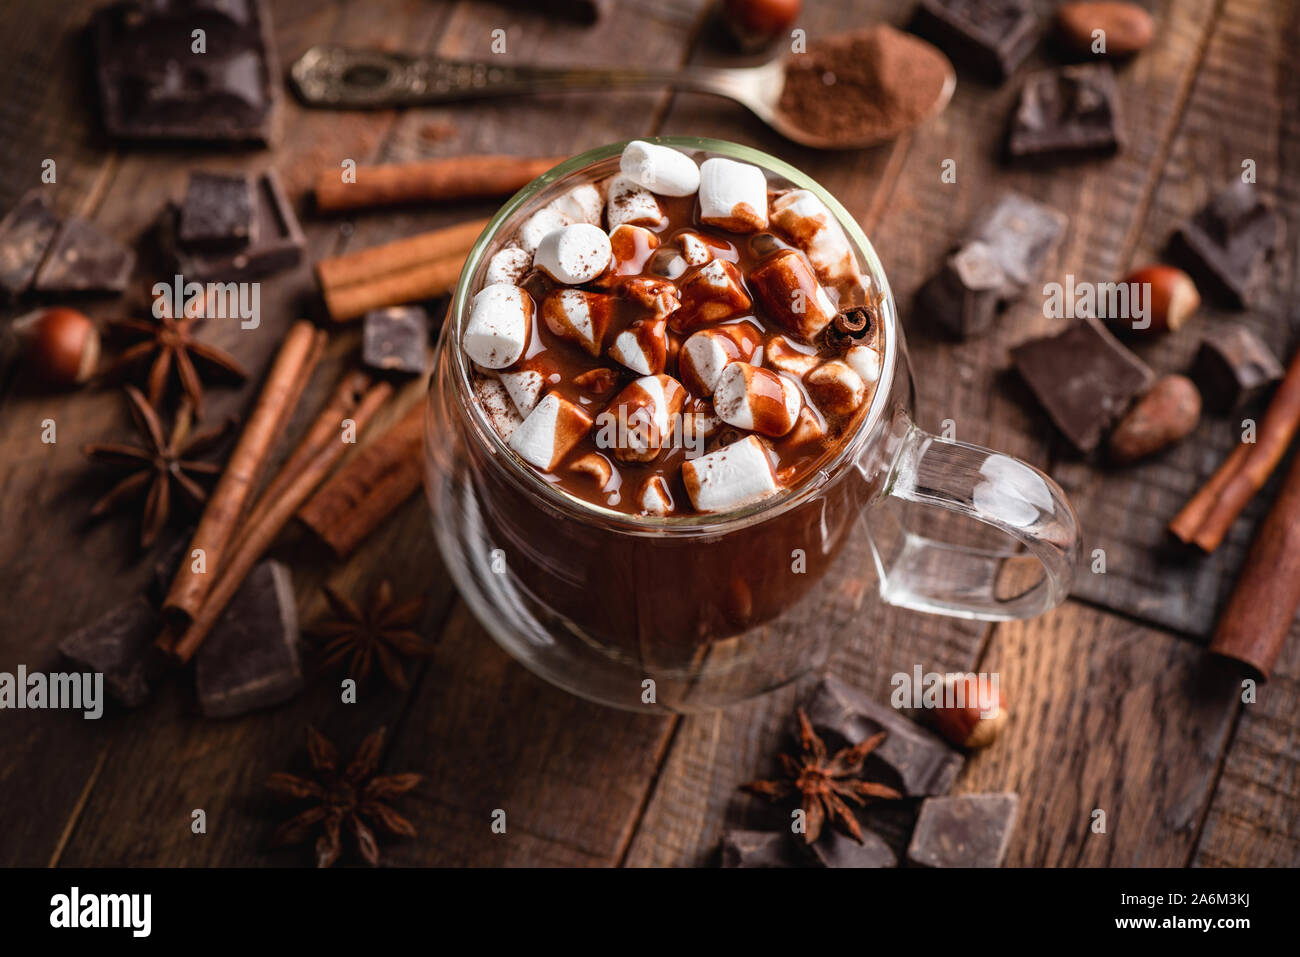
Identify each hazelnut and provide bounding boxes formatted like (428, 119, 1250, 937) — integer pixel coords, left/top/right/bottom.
(930, 673, 1007, 750)
(1107, 374, 1201, 464)
(22, 307, 100, 388)
(723, 0, 802, 51)
(1111, 265, 1200, 335)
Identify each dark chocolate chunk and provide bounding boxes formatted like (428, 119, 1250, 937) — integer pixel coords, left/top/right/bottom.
(32, 217, 134, 294)
(58, 596, 162, 708)
(719, 830, 802, 868)
(1011, 317, 1155, 453)
(910, 0, 1038, 82)
(93, 0, 279, 144)
(163, 170, 304, 282)
(0, 190, 61, 300)
(1169, 182, 1282, 308)
(916, 242, 1007, 339)
(363, 306, 431, 375)
(178, 172, 256, 251)
(809, 828, 897, 868)
(906, 792, 1019, 867)
(1008, 64, 1122, 160)
(1191, 325, 1285, 412)
(965, 193, 1068, 293)
(196, 561, 302, 718)
(802, 677, 964, 797)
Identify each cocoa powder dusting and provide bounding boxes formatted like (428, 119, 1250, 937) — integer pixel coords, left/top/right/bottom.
(778, 25, 951, 145)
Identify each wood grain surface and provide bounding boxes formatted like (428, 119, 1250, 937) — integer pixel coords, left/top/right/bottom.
(0, 0, 1296, 867)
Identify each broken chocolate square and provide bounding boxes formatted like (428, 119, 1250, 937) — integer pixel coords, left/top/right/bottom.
(363, 306, 431, 375)
(196, 561, 302, 718)
(1008, 64, 1123, 160)
(1169, 182, 1282, 308)
(906, 792, 1019, 867)
(802, 677, 964, 797)
(964, 193, 1067, 294)
(93, 0, 279, 144)
(1191, 325, 1285, 412)
(1011, 317, 1155, 453)
(178, 172, 256, 251)
(58, 595, 162, 708)
(910, 0, 1038, 82)
(32, 216, 135, 295)
(0, 190, 60, 300)
(164, 170, 304, 282)
(809, 828, 897, 868)
(719, 830, 802, 868)
(916, 242, 1008, 339)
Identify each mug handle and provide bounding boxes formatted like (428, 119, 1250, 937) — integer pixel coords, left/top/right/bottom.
(869, 419, 1082, 621)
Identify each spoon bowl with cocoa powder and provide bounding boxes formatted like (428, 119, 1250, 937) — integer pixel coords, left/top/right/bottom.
(292, 25, 955, 150)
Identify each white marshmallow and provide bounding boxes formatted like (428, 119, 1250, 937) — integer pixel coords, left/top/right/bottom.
(682, 435, 779, 513)
(533, 223, 612, 285)
(639, 475, 674, 516)
(679, 231, 714, 266)
(765, 336, 820, 378)
(605, 176, 663, 230)
(547, 183, 605, 225)
(770, 189, 859, 287)
(498, 367, 545, 417)
(541, 288, 614, 356)
(485, 245, 532, 285)
(508, 392, 593, 472)
(518, 207, 571, 254)
(698, 157, 768, 232)
(679, 324, 761, 396)
(748, 249, 837, 342)
(620, 141, 701, 197)
(473, 376, 523, 440)
(713, 362, 802, 437)
(463, 283, 533, 369)
(595, 373, 686, 463)
(845, 344, 881, 384)
(805, 359, 867, 417)
(609, 318, 668, 376)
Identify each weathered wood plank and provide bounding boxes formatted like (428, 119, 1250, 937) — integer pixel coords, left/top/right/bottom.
(960, 601, 1240, 866)
(1056, 0, 1300, 637)
(1193, 623, 1300, 867)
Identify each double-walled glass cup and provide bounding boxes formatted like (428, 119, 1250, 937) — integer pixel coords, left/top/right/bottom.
(425, 138, 1080, 713)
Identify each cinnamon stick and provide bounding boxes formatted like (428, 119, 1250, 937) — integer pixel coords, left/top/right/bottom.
(314, 155, 562, 212)
(322, 253, 467, 323)
(315, 218, 488, 292)
(297, 399, 425, 557)
(1209, 445, 1300, 680)
(1169, 347, 1300, 552)
(162, 321, 324, 626)
(168, 376, 395, 664)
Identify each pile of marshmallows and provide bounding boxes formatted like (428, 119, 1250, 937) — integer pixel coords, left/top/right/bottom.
(462, 141, 882, 515)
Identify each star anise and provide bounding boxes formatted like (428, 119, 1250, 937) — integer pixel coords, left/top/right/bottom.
(742, 708, 902, 845)
(100, 311, 247, 414)
(309, 581, 430, 689)
(82, 386, 234, 548)
(267, 726, 421, 868)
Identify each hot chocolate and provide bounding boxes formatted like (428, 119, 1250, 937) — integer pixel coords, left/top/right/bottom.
(460, 141, 885, 519)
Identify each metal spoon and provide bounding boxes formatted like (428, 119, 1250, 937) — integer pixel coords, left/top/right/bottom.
(288, 45, 955, 150)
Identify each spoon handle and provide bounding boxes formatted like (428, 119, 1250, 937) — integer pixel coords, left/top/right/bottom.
(290, 46, 738, 108)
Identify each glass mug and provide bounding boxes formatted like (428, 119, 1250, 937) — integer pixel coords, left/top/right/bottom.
(424, 137, 1080, 713)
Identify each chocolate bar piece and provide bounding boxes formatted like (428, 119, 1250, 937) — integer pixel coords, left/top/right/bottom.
(32, 216, 135, 294)
(906, 793, 1019, 867)
(915, 193, 1066, 339)
(57, 596, 162, 708)
(93, 0, 279, 144)
(1008, 64, 1122, 160)
(809, 828, 897, 868)
(1011, 317, 1155, 453)
(802, 678, 963, 797)
(363, 306, 431, 375)
(1191, 325, 1285, 412)
(1169, 182, 1282, 308)
(196, 561, 302, 718)
(178, 172, 256, 251)
(164, 170, 304, 282)
(910, 0, 1038, 82)
(719, 830, 801, 868)
(0, 190, 60, 300)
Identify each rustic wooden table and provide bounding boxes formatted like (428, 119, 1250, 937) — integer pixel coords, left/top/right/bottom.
(1, 0, 1296, 868)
